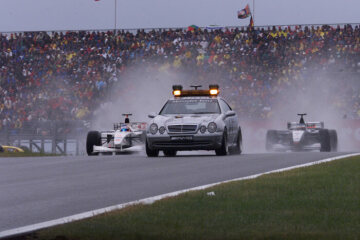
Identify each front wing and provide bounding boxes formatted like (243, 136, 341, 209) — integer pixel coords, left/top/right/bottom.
(270, 143, 321, 151)
(93, 145, 143, 153)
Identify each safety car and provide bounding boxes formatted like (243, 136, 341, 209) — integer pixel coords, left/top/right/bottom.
(145, 85, 243, 157)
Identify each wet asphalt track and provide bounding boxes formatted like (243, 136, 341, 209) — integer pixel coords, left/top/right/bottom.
(0, 151, 351, 233)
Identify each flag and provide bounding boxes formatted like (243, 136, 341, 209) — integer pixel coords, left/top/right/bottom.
(237, 4, 251, 19)
(188, 25, 199, 31)
(249, 16, 254, 27)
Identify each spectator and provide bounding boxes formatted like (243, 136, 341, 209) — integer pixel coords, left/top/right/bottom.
(0, 24, 359, 134)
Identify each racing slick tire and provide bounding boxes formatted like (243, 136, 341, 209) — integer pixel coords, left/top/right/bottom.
(163, 150, 177, 157)
(86, 131, 101, 156)
(266, 130, 277, 152)
(146, 139, 159, 157)
(229, 128, 242, 155)
(215, 131, 229, 156)
(329, 129, 338, 152)
(319, 129, 331, 152)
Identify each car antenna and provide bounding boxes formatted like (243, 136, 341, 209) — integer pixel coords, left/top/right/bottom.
(190, 85, 202, 90)
(297, 113, 307, 124)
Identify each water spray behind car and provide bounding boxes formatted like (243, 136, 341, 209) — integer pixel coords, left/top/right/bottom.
(262, 66, 358, 152)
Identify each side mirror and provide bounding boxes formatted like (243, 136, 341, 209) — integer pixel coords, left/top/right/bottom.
(148, 112, 156, 118)
(225, 111, 236, 118)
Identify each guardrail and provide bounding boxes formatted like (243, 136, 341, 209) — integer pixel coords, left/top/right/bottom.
(0, 121, 88, 155)
(0, 131, 85, 156)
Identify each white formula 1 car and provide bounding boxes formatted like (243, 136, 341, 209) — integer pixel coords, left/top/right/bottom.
(266, 114, 338, 152)
(86, 114, 146, 155)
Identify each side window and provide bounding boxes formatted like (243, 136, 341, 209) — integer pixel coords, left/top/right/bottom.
(219, 99, 232, 113)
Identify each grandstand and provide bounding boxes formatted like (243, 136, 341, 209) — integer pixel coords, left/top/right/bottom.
(0, 24, 359, 135)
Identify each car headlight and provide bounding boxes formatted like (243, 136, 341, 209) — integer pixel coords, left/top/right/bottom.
(159, 126, 166, 134)
(200, 125, 206, 133)
(149, 123, 158, 134)
(207, 122, 217, 133)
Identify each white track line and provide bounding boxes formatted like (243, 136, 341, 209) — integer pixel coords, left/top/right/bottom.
(1, 153, 359, 238)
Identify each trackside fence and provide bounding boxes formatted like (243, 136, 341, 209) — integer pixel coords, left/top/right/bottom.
(0, 121, 88, 155)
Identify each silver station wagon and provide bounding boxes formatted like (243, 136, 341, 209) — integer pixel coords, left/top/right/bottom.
(146, 85, 243, 157)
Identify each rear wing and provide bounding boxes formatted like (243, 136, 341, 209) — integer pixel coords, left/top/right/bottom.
(287, 121, 324, 130)
(306, 122, 324, 129)
(114, 122, 147, 131)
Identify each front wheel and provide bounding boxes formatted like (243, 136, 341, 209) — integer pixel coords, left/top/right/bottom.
(319, 129, 331, 152)
(229, 129, 242, 155)
(329, 130, 338, 152)
(86, 131, 101, 156)
(215, 131, 228, 156)
(146, 139, 159, 157)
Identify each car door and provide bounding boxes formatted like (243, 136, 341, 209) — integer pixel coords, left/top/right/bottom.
(224, 99, 239, 142)
(219, 99, 236, 143)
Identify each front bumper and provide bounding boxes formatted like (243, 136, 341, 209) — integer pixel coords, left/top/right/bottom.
(147, 132, 223, 151)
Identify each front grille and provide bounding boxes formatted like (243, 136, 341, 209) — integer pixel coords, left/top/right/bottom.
(153, 141, 211, 146)
(153, 141, 212, 147)
(167, 125, 197, 133)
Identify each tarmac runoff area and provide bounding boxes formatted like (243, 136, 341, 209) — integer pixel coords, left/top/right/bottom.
(0, 151, 358, 238)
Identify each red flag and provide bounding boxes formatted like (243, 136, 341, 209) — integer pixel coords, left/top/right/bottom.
(249, 16, 254, 27)
(237, 4, 251, 19)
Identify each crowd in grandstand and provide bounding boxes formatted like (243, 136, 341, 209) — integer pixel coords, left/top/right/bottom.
(0, 24, 359, 132)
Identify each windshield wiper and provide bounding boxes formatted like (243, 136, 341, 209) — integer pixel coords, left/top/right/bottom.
(193, 112, 218, 114)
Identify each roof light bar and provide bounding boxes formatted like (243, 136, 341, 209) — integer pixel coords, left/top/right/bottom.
(172, 85, 183, 91)
(172, 85, 183, 96)
(209, 84, 220, 96)
(172, 84, 220, 97)
(209, 84, 219, 90)
(209, 89, 219, 95)
(173, 90, 182, 96)
(190, 85, 202, 90)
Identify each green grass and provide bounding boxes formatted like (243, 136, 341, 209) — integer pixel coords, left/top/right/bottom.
(28, 156, 360, 240)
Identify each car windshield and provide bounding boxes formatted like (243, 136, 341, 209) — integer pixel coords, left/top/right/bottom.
(160, 99, 221, 115)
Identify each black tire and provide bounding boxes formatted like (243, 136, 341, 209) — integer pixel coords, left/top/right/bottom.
(146, 139, 159, 157)
(230, 129, 242, 155)
(319, 129, 331, 152)
(329, 130, 338, 152)
(86, 131, 101, 156)
(215, 131, 228, 156)
(266, 130, 277, 152)
(163, 150, 177, 157)
(0, 145, 3, 153)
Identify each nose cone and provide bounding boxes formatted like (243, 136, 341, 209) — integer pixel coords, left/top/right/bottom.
(292, 130, 304, 143)
(114, 131, 126, 146)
